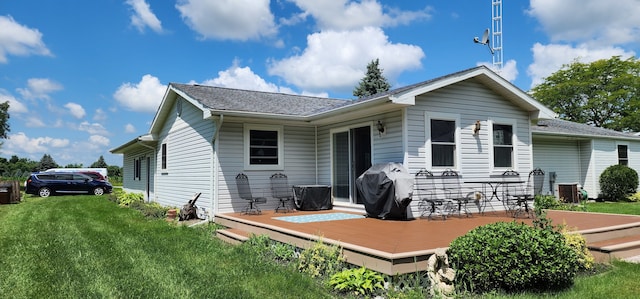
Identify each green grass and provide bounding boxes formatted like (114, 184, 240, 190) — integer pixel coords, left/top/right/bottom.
(586, 201, 640, 215)
(0, 195, 332, 299)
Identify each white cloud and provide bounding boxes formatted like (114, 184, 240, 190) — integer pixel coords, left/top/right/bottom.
(124, 123, 136, 133)
(93, 108, 107, 122)
(527, 0, 640, 45)
(268, 27, 424, 93)
(0, 15, 52, 63)
(16, 78, 63, 100)
(64, 102, 86, 119)
(126, 0, 163, 33)
(25, 117, 45, 128)
(476, 59, 518, 82)
(88, 135, 110, 147)
(176, 0, 277, 40)
(113, 74, 166, 113)
(202, 60, 296, 94)
(527, 43, 635, 88)
(2, 132, 69, 154)
(0, 90, 27, 113)
(78, 121, 109, 136)
(290, 0, 432, 31)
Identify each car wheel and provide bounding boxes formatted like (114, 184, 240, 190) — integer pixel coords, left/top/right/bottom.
(93, 187, 104, 196)
(38, 187, 51, 198)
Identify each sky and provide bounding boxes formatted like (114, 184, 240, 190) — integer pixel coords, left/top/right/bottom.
(1, 0, 639, 167)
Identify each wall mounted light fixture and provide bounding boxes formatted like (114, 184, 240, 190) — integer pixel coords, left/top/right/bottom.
(473, 120, 481, 135)
(376, 120, 386, 136)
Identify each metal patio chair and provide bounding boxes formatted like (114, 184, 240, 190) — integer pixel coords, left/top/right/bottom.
(235, 173, 267, 215)
(500, 170, 529, 217)
(270, 172, 294, 213)
(511, 168, 545, 218)
(415, 169, 452, 220)
(440, 169, 473, 217)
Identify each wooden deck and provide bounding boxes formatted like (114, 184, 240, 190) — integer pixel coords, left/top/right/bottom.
(214, 209, 640, 275)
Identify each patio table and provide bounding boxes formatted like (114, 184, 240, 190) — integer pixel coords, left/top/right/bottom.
(293, 185, 332, 211)
(463, 179, 524, 213)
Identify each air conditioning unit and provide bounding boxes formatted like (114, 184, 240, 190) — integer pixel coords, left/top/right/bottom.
(557, 183, 579, 203)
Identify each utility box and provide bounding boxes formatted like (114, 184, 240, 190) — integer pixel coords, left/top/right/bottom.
(557, 183, 579, 203)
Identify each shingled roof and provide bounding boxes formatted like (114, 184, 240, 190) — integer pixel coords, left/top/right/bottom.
(171, 83, 349, 117)
(533, 118, 640, 140)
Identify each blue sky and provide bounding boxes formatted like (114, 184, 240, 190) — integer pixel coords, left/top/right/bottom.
(1, 0, 638, 167)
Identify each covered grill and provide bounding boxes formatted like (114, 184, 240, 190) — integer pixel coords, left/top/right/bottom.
(355, 163, 414, 220)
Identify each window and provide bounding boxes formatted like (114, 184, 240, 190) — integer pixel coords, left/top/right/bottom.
(134, 158, 141, 180)
(431, 119, 456, 167)
(161, 143, 167, 169)
(244, 124, 284, 170)
(618, 144, 629, 166)
(493, 123, 514, 168)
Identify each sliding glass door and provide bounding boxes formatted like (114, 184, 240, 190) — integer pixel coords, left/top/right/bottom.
(332, 126, 371, 204)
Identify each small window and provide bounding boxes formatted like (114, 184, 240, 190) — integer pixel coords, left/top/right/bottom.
(493, 123, 514, 168)
(161, 143, 167, 169)
(244, 124, 284, 170)
(431, 119, 456, 167)
(134, 158, 141, 180)
(618, 144, 629, 166)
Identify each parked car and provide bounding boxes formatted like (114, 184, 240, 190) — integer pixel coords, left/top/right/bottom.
(25, 172, 113, 197)
(78, 171, 106, 181)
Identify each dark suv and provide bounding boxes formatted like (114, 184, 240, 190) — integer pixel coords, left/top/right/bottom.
(25, 172, 113, 197)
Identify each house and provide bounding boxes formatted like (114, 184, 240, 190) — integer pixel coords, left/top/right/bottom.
(110, 66, 639, 219)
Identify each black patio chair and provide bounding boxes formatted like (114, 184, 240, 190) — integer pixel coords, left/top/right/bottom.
(270, 172, 294, 213)
(511, 168, 545, 218)
(235, 173, 267, 215)
(415, 169, 452, 220)
(440, 169, 473, 217)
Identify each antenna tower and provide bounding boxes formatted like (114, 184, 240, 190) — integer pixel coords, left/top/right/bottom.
(491, 0, 503, 70)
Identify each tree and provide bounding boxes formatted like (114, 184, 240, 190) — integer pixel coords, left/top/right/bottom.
(107, 165, 122, 178)
(65, 163, 83, 168)
(0, 101, 10, 145)
(36, 154, 59, 171)
(90, 155, 108, 168)
(353, 58, 391, 98)
(530, 56, 640, 132)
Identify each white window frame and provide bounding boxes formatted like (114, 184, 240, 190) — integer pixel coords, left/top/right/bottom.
(489, 118, 518, 171)
(425, 112, 461, 171)
(617, 142, 629, 166)
(244, 124, 284, 170)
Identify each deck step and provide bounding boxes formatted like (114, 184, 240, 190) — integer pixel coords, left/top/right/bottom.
(216, 228, 251, 245)
(588, 235, 640, 262)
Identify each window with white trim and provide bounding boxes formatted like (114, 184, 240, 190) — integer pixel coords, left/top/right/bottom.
(426, 113, 459, 169)
(244, 124, 284, 170)
(161, 143, 167, 170)
(618, 144, 629, 166)
(492, 123, 514, 168)
(134, 157, 141, 180)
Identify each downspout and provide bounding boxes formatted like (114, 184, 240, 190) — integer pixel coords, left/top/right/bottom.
(315, 125, 318, 184)
(211, 114, 224, 220)
(136, 140, 156, 202)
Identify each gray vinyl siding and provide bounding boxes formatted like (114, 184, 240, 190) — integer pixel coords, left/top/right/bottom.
(215, 121, 319, 213)
(121, 147, 155, 200)
(592, 139, 640, 196)
(154, 97, 214, 218)
(532, 138, 584, 196)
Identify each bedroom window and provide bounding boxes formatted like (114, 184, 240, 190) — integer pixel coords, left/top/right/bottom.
(618, 144, 629, 166)
(161, 143, 167, 169)
(493, 123, 514, 168)
(244, 124, 284, 170)
(431, 119, 456, 167)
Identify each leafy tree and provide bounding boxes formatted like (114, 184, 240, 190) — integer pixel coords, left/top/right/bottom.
(36, 154, 59, 171)
(0, 101, 10, 145)
(65, 163, 83, 168)
(107, 165, 122, 178)
(530, 56, 640, 132)
(90, 155, 108, 168)
(353, 58, 391, 98)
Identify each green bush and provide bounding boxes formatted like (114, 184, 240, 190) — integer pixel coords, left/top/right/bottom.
(298, 238, 345, 278)
(329, 266, 385, 297)
(447, 221, 579, 294)
(599, 164, 638, 201)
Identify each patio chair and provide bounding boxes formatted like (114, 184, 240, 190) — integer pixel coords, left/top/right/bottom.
(500, 170, 528, 217)
(440, 169, 473, 217)
(414, 169, 452, 220)
(511, 168, 545, 218)
(235, 173, 267, 215)
(270, 172, 294, 213)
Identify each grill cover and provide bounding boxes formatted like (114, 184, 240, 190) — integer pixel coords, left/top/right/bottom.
(356, 163, 414, 220)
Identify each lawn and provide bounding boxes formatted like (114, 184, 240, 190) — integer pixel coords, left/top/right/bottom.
(586, 201, 640, 215)
(0, 195, 333, 299)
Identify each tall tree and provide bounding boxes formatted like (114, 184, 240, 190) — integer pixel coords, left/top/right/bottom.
(353, 58, 391, 98)
(0, 101, 10, 146)
(530, 56, 640, 132)
(90, 155, 108, 168)
(36, 154, 59, 171)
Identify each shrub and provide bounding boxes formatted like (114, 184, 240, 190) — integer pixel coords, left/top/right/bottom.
(599, 164, 638, 201)
(298, 238, 345, 278)
(329, 266, 385, 297)
(534, 194, 561, 209)
(447, 221, 579, 293)
(627, 192, 640, 202)
(561, 227, 594, 271)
